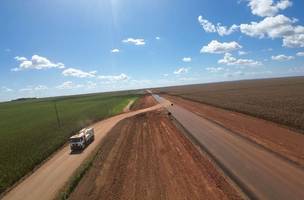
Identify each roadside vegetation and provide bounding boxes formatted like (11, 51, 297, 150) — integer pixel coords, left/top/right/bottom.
(156, 76, 304, 133)
(58, 147, 99, 200)
(0, 92, 138, 194)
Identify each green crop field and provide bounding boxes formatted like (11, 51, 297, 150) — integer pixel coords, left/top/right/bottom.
(156, 76, 304, 133)
(0, 92, 139, 194)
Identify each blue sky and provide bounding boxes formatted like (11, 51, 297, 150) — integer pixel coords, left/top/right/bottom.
(1, 0, 304, 101)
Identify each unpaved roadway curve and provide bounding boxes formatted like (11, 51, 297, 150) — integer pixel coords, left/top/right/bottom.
(2, 104, 162, 200)
(154, 94, 304, 200)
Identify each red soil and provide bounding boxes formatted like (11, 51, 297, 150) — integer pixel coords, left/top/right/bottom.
(69, 110, 243, 200)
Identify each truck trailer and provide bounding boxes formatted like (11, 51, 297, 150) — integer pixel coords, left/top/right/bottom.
(69, 128, 95, 151)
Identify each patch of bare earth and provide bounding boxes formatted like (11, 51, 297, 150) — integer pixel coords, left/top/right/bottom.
(131, 94, 157, 110)
(69, 110, 243, 200)
(165, 95, 304, 167)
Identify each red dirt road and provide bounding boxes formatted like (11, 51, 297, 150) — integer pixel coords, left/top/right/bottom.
(131, 94, 157, 110)
(70, 110, 243, 200)
(154, 94, 304, 200)
(1, 104, 162, 200)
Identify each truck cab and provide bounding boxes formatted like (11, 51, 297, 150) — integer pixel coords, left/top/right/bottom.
(69, 128, 95, 152)
(69, 132, 86, 151)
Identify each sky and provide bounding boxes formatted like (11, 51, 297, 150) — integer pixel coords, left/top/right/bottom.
(1, 0, 304, 101)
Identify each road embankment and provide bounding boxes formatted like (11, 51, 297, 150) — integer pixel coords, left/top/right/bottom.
(69, 110, 243, 200)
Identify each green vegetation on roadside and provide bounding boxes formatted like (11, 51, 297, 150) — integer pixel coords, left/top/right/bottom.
(157, 77, 304, 133)
(0, 92, 138, 194)
(58, 148, 99, 200)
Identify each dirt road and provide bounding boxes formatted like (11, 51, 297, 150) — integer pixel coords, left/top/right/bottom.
(154, 94, 304, 200)
(70, 110, 243, 200)
(131, 94, 157, 110)
(1, 104, 162, 200)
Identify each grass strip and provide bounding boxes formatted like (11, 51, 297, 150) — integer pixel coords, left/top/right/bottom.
(57, 149, 99, 200)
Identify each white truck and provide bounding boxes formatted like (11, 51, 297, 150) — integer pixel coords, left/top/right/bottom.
(69, 128, 95, 151)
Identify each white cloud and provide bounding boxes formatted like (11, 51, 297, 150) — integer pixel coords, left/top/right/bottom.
(111, 48, 120, 53)
(271, 54, 294, 61)
(198, 16, 216, 33)
(156, 36, 161, 40)
(62, 68, 129, 83)
(163, 73, 169, 77)
(98, 73, 129, 82)
(182, 57, 192, 62)
(122, 38, 145, 46)
(240, 15, 304, 48)
(62, 68, 97, 78)
(56, 81, 84, 90)
(238, 51, 248, 55)
(13, 55, 65, 71)
(174, 67, 190, 75)
(18, 85, 48, 92)
(219, 53, 262, 66)
(198, 16, 238, 36)
(201, 40, 242, 54)
(247, 0, 292, 17)
(296, 52, 304, 57)
(240, 15, 296, 38)
(1, 86, 13, 92)
(217, 24, 239, 36)
(15, 56, 27, 61)
(206, 67, 225, 73)
(198, 7, 304, 48)
(283, 29, 304, 47)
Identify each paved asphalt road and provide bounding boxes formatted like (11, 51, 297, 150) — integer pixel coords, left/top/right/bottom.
(153, 94, 304, 200)
(1, 104, 163, 200)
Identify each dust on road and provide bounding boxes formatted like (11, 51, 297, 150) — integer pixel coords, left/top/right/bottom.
(69, 110, 243, 200)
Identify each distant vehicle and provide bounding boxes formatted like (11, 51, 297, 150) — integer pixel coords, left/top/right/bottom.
(69, 128, 95, 151)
